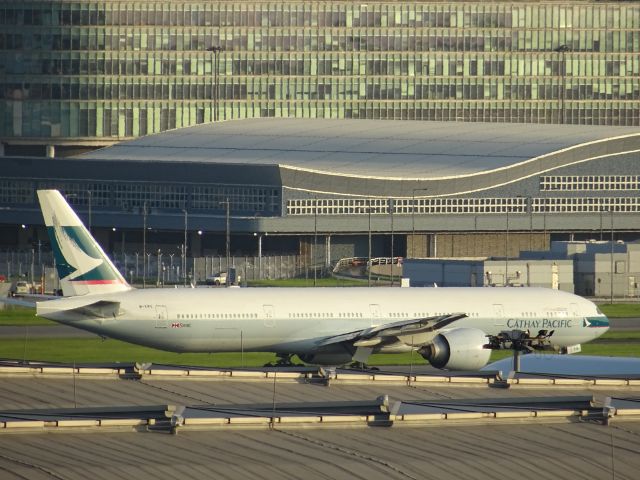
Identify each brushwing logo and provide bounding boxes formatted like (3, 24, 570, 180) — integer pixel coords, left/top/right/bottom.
(49, 214, 119, 283)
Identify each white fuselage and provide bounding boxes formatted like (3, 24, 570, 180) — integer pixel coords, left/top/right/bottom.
(38, 286, 608, 355)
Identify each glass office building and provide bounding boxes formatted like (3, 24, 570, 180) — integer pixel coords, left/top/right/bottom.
(1, 1, 639, 154)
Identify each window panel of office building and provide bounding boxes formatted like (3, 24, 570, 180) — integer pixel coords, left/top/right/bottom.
(540, 175, 640, 191)
(286, 195, 640, 216)
(1, 1, 639, 143)
(0, 177, 280, 216)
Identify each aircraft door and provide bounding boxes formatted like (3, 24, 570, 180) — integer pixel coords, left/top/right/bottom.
(493, 304, 505, 326)
(369, 304, 381, 327)
(155, 305, 169, 328)
(551, 263, 559, 290)
(263, 304, 275, 327)
(570, 303, 579, 318)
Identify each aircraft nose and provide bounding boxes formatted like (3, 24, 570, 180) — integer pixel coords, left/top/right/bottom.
(584, 315, 609, 338)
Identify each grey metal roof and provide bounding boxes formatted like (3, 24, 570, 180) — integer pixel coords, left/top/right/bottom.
(81, 119, 640, 180)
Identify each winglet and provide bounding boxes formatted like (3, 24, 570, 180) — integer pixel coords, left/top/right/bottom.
(38, 190, 131, 297)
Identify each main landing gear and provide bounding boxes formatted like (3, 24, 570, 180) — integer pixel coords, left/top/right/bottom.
(348, 361, 379, 371)
(263, 353, 301, 367)
(484, 329, 555, 373)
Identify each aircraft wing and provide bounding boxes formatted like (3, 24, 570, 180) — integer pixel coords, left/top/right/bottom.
(318, 313, 467, 349)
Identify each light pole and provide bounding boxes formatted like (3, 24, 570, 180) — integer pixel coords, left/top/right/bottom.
(142, 202, 147, 288)
(207, 46, 224, 122)
(254, 233, 263, 280)
(517, 195, 533, 251)
(610, 209, 614, 304)
(156, 249, 161, 287)
(390, 198, 395, 287)
(219, 198, 231, 285)
(555, 44, 571, 124)
(313, 196, 318, 287)
(182, 208, 188, 286)
(87, 190, 92, 234)
(411, 188, 428, 258)
(146, 253, 152, 284)
(169, 253, 175, 283)
(527, 196, 533, 250)
(505, 205, 510, 286)
(368, 199, 372, 287)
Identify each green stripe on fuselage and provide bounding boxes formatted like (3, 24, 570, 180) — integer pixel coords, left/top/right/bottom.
(584, 316, 609, 328)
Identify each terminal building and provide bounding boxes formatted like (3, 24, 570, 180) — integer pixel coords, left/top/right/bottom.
(2, 118, 640, 268)
(1, 1, 639, 157)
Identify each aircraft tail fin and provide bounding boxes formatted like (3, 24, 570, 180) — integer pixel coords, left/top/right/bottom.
(37, 190, 131, 297)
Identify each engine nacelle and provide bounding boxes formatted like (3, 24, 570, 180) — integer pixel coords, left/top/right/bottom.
(419, 327, 491, 371)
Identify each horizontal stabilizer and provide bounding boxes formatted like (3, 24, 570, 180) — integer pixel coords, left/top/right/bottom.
(37, 300, 121, 321)
(68, 300, 122, 319)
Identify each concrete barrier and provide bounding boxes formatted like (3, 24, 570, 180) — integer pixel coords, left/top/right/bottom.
(445, 412, 489, 420)
(511, 378, 554, 385)
(229, 371, 267, 378)
(144, 369, 187, 376)
(4, 420, 45, 429)
(321, 415, 368, 424)
(534, 409, 580, 418)
(449, 377, 488, 384)
(412, 375, 449, 383)
(40, 367, 76, 374)
(187, 370, 231, 377)
(183, 417, 228, 426)
(494, 411, 535, 419)
(99, 419, 148, 427)
(593, 379, 628, 387)
(278, 416, 322, 424)
(57, 419, 100, 428)
(227, 416, 271, 425)
(396, 413, 444, 422)
(372, 374, 407, 382)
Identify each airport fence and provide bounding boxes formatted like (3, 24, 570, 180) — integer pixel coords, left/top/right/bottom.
(0, 250, 310, 288)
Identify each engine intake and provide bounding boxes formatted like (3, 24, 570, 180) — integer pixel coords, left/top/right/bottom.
(419, 327, 491, 371)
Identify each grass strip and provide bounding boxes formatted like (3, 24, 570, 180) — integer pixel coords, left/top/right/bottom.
(598, 303, 640, 318)
(0, 306, 54, 326)
(0, 335, 636, 367)
(246, 277, 367, 287)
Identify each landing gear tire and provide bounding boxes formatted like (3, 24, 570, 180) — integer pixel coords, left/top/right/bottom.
(266, 353, 297, 367)
(348, 362, 379, 371)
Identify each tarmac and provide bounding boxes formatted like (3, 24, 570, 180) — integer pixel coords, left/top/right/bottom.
(0, 313, 638, 479)
(1, 363, 640, 480)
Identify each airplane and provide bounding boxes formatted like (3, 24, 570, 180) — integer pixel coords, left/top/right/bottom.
(10, 190, 611, 370)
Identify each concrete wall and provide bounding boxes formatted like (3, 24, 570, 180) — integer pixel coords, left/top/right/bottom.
(403, 259, 484, 287)
(574, 245, 640, 297)
(404, 258, 574, 292)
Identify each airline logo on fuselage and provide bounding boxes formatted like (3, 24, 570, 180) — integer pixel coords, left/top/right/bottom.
(506, 318, 574, 330)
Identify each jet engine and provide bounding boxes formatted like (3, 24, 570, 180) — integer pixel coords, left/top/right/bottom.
(418, 327, 491, 371)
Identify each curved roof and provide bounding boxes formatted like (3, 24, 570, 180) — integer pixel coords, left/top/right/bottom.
(81, 118, 640, 181)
